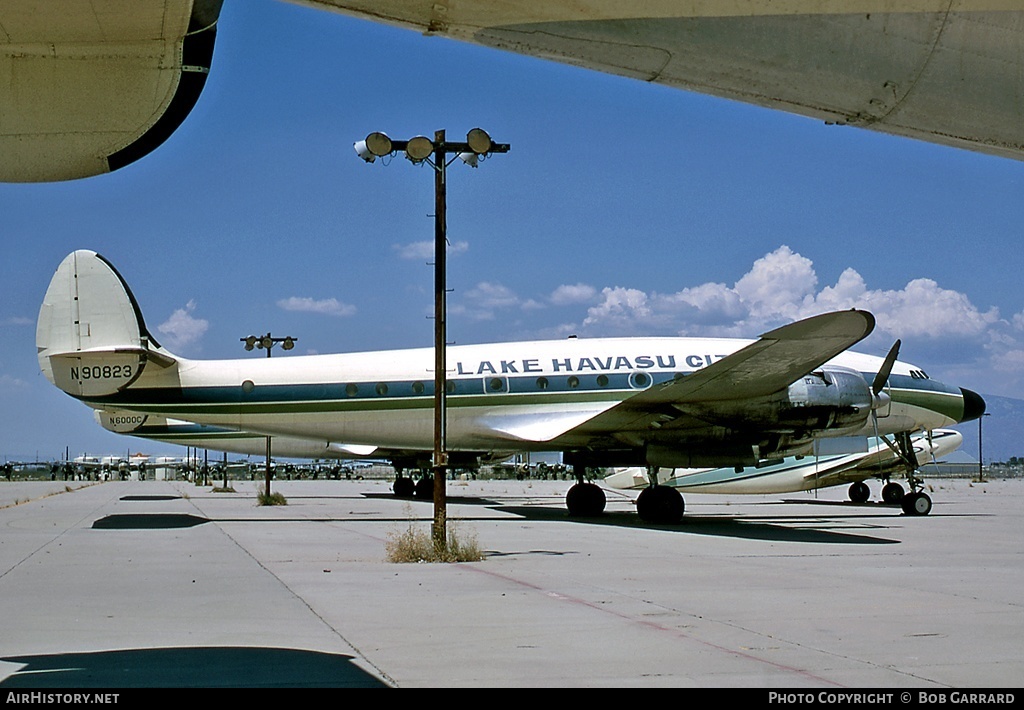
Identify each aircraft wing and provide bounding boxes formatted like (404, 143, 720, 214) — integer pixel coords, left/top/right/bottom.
(0, 0, 220, 182)
(314, 1, 1024, 161)
(559, 309, 875, 440)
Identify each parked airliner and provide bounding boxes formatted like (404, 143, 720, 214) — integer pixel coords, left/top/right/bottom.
(37, 251, 985, 521)
(604, 428, 964, 514)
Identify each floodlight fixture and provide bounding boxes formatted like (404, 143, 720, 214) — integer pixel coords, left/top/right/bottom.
(466, 127, 492, 154)
(354, 131, 394, 162)
(365, 131, 393, 156)
(241, 333, 298, 357)
(353, 140, 374, 163)
(458, 151, 479, 168)
(405, 135, 434, 162)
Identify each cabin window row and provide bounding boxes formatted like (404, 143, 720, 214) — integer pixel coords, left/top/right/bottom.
(337, 372, 655, 397)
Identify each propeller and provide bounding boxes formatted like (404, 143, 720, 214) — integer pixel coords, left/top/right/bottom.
(868, 340, 901, 480)
(872, 339, 901, 400)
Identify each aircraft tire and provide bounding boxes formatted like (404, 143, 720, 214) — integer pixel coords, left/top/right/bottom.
(414, 475, 434, 499)
(848, 481, 871, 503)
(636, 486, 684, 524)
(393, 476, 415, 497)
(882, 482, 905, 504)
(566, 482, 606, 517)
(901, 492, 932, 516)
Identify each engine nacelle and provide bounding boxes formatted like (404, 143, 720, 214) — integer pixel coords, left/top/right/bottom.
(674, 365, 873, 435)
(783, 366, 874, 431)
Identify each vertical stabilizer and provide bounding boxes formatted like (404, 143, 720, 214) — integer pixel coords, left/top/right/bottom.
(36, 250, 172, 397)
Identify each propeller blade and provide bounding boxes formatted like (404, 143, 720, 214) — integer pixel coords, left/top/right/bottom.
(872, 339, 901, 396)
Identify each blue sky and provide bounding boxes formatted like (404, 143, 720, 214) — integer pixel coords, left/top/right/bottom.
(1, 0, 1021, 462)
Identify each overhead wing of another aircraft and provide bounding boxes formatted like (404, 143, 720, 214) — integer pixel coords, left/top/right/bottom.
(314, 1, 1024, 160)
(2, 1, 1022, 181)
(0, 0, 221, 182)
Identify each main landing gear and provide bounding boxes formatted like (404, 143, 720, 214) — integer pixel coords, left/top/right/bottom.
(636, 467, 684, 524)
(565, 464, 606, 517)
(564, 464, 685, 523)
(392, 468, 434, 499)
(846, 479, 906, 505)
(882, 481, 906, 505)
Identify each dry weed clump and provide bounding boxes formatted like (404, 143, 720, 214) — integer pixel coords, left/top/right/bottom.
(386, 519, 482, 563)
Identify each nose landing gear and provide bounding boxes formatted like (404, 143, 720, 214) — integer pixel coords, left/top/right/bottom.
(889, 431, 932, 516)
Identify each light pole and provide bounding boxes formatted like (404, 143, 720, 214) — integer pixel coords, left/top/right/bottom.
(355, 128, 509, 552)
(978, 412, 990, 482)
(241, 333, 297, 499)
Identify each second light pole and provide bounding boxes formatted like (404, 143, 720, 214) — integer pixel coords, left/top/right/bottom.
(356, 128, 509, 551)
(241, 332, 297, 500)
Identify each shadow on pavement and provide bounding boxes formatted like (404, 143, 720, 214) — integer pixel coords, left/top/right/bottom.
(1, 646, 386, 688)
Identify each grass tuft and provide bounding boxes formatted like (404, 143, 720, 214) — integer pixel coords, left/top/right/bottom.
(257, 490, 288, 506)
(386, 517, 482, 563)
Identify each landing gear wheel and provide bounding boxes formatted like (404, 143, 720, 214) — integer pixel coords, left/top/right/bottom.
(566, 482, 606, 517)
(882, 482, 905, 505)
(414, 475, 434, 499)
(848, 481, 871, 503)
(901, 491, 932, 516)
(636, 486, 685, 524)
(393, 476, 415, 498)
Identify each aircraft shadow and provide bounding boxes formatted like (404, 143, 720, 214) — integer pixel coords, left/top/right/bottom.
(92, 514, 209, 529)
(0, 646, 386, 688)
(493, 506, 900, 545)
(119, 495, 182, 501)
(89, 499, 902, 543)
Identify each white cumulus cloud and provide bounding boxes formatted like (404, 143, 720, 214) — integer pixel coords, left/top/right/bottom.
(157, 300, 209, 351)
(393, 240, 469, 260)
(277, 297, 356, 318)
(550, 283, 597, 305)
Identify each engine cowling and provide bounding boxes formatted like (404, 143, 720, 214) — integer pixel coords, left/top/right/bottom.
(674, 365, 874, 435)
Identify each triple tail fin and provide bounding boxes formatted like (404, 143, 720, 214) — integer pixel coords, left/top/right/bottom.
(36, 250, 177, 398)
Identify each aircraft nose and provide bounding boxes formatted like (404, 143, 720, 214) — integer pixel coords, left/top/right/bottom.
(959, 388, 987, 423)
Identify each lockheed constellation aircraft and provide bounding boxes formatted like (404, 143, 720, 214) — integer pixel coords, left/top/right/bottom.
(36, 250, 985, 522)
(2, 1, 1023, 181)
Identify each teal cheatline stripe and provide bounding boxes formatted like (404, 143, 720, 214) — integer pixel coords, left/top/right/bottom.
(83, 370, 675, 407)
(664, 455, 852, 489)
(82, 372, 650, 415)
